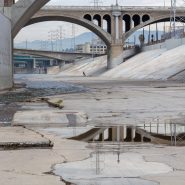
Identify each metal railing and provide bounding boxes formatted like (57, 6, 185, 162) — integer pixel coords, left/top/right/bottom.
(42, 5, 178, 11)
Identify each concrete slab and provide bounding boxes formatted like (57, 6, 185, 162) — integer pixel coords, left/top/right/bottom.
(0, 171, 65, 185)
(12, 110, 88, 127)
(0, 129, 91, 185)
(0, 127, 52, 149)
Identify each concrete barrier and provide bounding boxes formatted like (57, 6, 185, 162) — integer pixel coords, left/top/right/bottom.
(0, 13, 13, 90)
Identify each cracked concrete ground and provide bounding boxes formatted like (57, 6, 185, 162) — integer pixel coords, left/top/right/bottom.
(52, 77, 185, 126)
(0, 75, 185, 184)
(0, 127, 52, 149)
(0, 131, 91, 185)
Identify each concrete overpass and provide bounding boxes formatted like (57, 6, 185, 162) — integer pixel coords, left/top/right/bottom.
(23, 5, 185, 68)
(13, 48, 101, 61)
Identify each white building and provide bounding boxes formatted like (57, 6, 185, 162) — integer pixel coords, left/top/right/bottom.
(75, 38, 107, 54)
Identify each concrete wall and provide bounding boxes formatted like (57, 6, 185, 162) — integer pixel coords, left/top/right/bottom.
(142, 42, 165, 52)
(0, 13, 13, 90)
(142, 38, 185, 52)
(165, 38, 185, 50)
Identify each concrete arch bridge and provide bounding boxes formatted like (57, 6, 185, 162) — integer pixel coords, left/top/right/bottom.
(22, 5, 185, 68)
(3, 1, 185, 69)
(2, 0, 185, 91)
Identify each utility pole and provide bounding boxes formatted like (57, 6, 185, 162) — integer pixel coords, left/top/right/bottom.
(156, 23, 158, 41)
(116, 0, 118, 6)
(95, 143, 101, 175)
(59, 26, 63, 52)
(91, 33, 95, 60)
(170, 0, 177, 37)
(71, 24, 76, 52)
(25, 40, 28, 49)
(48, 30, 55, 51)
(163, 0, 166, 35)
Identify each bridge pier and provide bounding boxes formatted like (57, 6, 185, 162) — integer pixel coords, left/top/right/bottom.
(0, 0, 49, 90)
(0, 11, 13, 90)
(58, 60, 65, 68)
(107, 44, 123, 69)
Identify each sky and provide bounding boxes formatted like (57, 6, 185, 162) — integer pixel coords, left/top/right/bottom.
(14, 0, 185, 43)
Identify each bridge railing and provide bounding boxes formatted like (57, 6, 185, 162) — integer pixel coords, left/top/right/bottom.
(42, 5, 175, 11)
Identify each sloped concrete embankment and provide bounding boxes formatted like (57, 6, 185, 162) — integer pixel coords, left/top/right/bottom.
(58, 47, 139, 77)
(103, 44, 185, 80)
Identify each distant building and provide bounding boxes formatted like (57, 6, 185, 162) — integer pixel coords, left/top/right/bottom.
(90, 43, 107, 55)
(75, 42, 91, 53)
(75, 38, 107, 54)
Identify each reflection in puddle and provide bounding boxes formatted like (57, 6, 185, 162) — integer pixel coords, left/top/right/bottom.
(138, 123, 185, 136)
(54, 147, 172, 185)
(67, 178, 159, 185)
(40, 126, 93, 139)
(70, 123, 185, 146)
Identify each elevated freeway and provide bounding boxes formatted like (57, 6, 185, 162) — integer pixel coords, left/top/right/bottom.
(13, 48, 103, 61)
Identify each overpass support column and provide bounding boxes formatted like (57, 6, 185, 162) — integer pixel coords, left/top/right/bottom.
(107, 5, 124, 69)
(112, 7, 121, 43)
(58, 60, 65, 68)
(33, 58, 37, 69)
(107, 44, 123, 69)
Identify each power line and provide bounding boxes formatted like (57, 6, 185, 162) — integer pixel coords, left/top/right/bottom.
(90, 0, 103, 7)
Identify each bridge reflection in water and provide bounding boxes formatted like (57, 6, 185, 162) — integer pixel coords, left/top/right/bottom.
(70, 121, 185, 146)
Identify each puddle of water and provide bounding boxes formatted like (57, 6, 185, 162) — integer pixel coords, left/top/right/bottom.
(68, 178, 159, 185)
(40, 126, 93, 139)
(54, 152, 172, 185)
(138, 123, 185, 136)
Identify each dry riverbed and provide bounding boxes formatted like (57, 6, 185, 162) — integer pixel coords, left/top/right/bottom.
(0, 74, 185, 185)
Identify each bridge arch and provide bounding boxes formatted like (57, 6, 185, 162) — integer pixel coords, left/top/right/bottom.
(124, 14, 185, 41)
(123, 14, 131, 32)
(12, 0, 50, 38)
(93, 14, 102, 27)
(103, 14, 111, 34)
(25, 15, 112, 48)
(142, 14, 150, 22)
(132, 14, 141, 27)
(84, 14, 92, 21)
